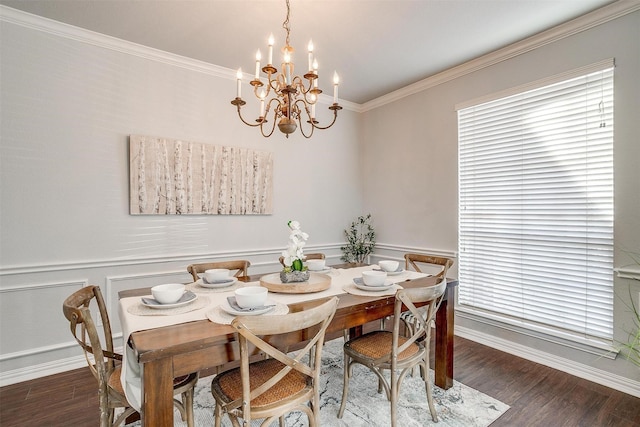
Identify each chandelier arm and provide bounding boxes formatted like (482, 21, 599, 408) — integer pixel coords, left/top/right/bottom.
(302, 88, 321, 105)
(259, 118, 278, 138)
(292, 99, 314, 139)
(256, 98, 283, 138)
(309, 105, 341, 130)
(252, 82, 265, 99)
(291, 76, 307, 93)
(267, 73, 281, 94)
(297, 114, 314, 139)
(234, 103, 263, 128)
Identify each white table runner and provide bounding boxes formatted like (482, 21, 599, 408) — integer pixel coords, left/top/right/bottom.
(118, 265, 427, 411)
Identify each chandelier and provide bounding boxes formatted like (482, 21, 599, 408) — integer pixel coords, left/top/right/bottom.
(231, 0, 341, 138)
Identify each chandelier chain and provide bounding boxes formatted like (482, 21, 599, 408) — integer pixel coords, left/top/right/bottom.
(283, 0, 291, 47)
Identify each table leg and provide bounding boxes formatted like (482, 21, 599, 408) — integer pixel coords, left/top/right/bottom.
(435, 283, 455, 389)
(140, 357, 174, 427)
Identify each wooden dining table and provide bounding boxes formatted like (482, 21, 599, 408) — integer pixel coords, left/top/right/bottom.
(118, 266, 457, 426)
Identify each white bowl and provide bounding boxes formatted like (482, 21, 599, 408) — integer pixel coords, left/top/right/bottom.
(151, 283, 185, 304)
(234, 286, 268, 308)
(306, 259, 326, 271)
(362, 270, 387, 287)
(205, 268, 230, 282)
(378, 260, 399, 272)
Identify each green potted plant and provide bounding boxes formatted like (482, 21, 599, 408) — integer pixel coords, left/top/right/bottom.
(340, 214, 376, 264)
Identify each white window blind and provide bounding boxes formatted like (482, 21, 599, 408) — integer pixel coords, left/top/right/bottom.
(457, 63, 614, 344)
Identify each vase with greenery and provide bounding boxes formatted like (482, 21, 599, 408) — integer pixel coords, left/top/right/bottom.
(280, 220, 310, 283)
(340, 214, 376, 264)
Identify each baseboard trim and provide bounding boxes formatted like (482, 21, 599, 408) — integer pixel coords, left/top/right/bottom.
(0, 355, 87, 387)
(0, 344, 127, 387)
(456, 325, 640, 399)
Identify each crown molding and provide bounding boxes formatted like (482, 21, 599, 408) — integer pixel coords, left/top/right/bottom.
(361, 0, 640, 112)
(0, 5, 232, 78)
(1, 2, 637, 115)
(0, 5, 358, 111)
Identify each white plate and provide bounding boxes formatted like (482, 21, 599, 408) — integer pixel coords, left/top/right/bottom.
(353, 279, 395, 292)
(220, 299, 276, 316)
(373, 267, 404, 276)
(141, 292, 198, 309)
(196, 277, 238, 289)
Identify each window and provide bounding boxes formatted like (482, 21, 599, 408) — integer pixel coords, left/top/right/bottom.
(457, 60, 614, 346)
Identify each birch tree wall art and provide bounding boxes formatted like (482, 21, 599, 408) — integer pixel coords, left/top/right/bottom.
(129, 135, 273, 215)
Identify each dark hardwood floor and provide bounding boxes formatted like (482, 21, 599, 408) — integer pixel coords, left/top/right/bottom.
(1, 336, 638, 426)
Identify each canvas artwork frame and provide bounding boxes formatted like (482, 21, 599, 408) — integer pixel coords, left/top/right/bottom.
(129, 135, 273, 215)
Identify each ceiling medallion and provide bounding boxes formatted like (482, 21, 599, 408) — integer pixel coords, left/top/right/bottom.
(231, 0, 341, 138)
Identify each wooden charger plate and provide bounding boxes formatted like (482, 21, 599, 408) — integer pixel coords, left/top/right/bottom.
(260, 272, 331, 294)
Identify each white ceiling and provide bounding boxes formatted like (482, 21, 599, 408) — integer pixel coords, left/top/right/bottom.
(0, 0, 617, 104)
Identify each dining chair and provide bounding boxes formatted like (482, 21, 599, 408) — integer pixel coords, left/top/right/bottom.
(278, 252, 325, 268)
(62, 285, 198, 427)
(400, 254, 454, 339)
(187, 259, 251, 282)
(210, 296, 339, 427)
(337, 278, 448, 426)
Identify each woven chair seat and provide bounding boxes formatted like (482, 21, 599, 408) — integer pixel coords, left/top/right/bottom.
(106, 367, 193, 396)
(213, 358, 310, 408)
(346, 331, 420, 361)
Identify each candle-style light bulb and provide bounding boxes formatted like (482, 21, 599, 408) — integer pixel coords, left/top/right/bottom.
(267, 33, 274, 65)
(333, 71, 339, 104)
(236, 68, 242, 98)
(283, 51, 291, 85)
(259, 89, 266, 117)
(307, 39, 314, 72)
(255, 49, 261, 80)
(313, 59, 319, 87)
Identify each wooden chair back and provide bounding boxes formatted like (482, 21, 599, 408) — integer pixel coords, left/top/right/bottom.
(187, 260, 251, 282)
(278, 252, 325, 267)
(393, 278, 448, 360)
(63, 285, 118, 385)
(404, 253, 453, 279)
(225, 297, 338, 425)
(63, 286, 135, 425)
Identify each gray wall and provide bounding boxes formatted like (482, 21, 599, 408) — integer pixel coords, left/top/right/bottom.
(0, 9, 363, 382)
(361, 8, 640, 393)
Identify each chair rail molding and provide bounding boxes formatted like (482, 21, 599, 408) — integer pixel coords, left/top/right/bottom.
(0, 243, 344, 276)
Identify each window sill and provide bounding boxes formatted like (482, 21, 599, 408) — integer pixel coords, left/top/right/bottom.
(615, 265, 640, 281)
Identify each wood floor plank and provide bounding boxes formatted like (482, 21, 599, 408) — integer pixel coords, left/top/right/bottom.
(1, 336, 638, 426)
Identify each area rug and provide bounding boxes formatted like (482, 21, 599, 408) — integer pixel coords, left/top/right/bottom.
(129, 338, 509, 426)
